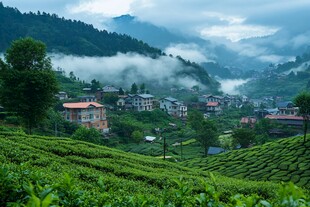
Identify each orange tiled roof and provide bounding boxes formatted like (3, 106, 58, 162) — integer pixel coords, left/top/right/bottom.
(63, 102, 103, 109)
(206, 102, 219, 107)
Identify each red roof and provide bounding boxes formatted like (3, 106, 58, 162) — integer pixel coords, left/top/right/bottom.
(265, 115, 303, 120)
(207, 102, 219, 107)
(63, 102, 103, 109)
(241, 117, 256, 124)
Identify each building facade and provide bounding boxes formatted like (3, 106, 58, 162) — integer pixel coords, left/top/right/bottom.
(63, 102, 108, 133)
(160, 97, 187, 117)
(130, 94, 154, 111)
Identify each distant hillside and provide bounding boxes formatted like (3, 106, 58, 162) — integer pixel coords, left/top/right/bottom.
(239, 51, 310, 99)
(110, 15, 207, 49)
(0, 4, 220, 91)
(0, 3, 161, 56)
(182, 136, 310, 189)
(0, 129, 286, 205)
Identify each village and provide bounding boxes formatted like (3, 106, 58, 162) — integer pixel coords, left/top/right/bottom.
(57, 81, 305, 156)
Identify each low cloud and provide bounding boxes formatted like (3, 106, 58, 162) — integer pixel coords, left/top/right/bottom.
(51, 53, 202, 89)
(217, 78, 250, 95)
(201, 24, 278, 42)
(164, 43, 214, 63)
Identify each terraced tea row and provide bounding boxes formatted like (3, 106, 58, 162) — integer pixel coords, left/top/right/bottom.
(0, 131, 282, 200)
(182, 136, 310, 189)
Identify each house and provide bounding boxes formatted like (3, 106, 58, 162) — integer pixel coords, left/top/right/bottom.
(159, 97, 187, 117)
(79, 95, 97, 102)
(130, 94, 154, 111)
(116, 95, 127, 110)
(82, 88, 92, 94)
(277, 101, 298, 116)
(240, 117, 257, 128)
(96, 85, 119, 101)
(251, 99, 265, 108)
(223, 95, 233, 107)
(206, 102, 222, 115)
(265, 115, 304, 128)
(63, 102, 109, 133)
(198, 95, 223, 104)
(102, 85, 119, 94)
(56, 91, 68, 100)
(254, 108, 279, 119)
(242, 95, 249, 103)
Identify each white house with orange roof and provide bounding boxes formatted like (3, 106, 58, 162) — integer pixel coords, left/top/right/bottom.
(63, 102, 108, 133)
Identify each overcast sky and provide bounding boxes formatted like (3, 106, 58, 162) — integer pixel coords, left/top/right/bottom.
(2, 0, 310, 42)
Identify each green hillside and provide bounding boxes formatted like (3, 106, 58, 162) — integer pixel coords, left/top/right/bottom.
(182, 136, 310, 189)
(0, 3, 161, 56)
(2, 129, 308, 206)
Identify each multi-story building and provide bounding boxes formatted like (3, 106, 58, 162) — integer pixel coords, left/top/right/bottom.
(277, 101, 298, 116)
(160, 97, 187, 117)
(198, 95, 224, 104)
(130, 94, 154, 111)
(63, 102, 109, 133)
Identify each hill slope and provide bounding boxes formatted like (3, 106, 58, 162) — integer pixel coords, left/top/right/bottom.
(182, 136, 310, 189)
(0, 3, 219, 91)
(0, 129, 290, 205)
(0, 3, 161, 56)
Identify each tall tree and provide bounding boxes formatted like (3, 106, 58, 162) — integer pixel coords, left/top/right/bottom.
(0, 37, 59, 134)
(232, 128, 256, 148)
(130, 82, 138, 94)
(294, 91, 310, 143)
(90, 79, 101, 93)
(197, 120, 218, 156)
(140, 83, 146, 94)
(187, 110, 204, 131)
(119, 87, 125, 95)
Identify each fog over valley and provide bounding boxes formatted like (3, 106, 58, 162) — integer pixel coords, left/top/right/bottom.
(51, 53, 203, 89)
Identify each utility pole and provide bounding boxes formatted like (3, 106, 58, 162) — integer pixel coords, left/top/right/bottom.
(163, 134, 166, 160)
(180, 138, 183, 161)
(162, 128, 166, 160)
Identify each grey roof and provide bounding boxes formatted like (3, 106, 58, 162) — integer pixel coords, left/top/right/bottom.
(163, 97, 178, 102)
(102, 85, 119, 92)
(135, 94, 154, 99)
(208, 147, 225, 155)
(277, 101, 293, 108)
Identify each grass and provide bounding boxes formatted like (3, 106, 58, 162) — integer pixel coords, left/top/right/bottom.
(181, 135, 310, 189)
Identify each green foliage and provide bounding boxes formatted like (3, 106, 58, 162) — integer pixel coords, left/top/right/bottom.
(90, 79, 101, 93)
(131, 130, 144, 143)
(130, 82, 138, 94)
(232, 128, 256, 148)
(294, 91, 310, 142)
(0, 4, 162, 56)
(72, 127, 102, 144)
(139, 83, 146, 94)
(0, 37, 59, 134)
(197, 120, 218, 156)
(103, 93, 119, 105)
(182, 135, 310, 189)
(187, 110, 204, 131)
(0, 163, 309, 206)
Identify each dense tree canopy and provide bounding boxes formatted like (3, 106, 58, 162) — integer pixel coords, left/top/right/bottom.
(197, 120, 218, 156)
(294, 91, 310, 142)
(232, 128, 256, 148)
(0, 37, 59, 134)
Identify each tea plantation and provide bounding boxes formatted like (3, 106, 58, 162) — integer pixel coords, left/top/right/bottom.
(182, 135, 310, 189)
(0, 130, 309, 206)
